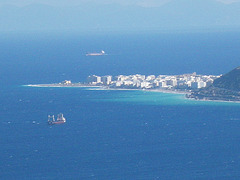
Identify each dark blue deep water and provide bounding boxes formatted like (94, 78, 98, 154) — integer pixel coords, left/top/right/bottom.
(1, 32, 240, 179)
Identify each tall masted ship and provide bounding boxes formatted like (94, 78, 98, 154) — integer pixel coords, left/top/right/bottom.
(48, 113, 66, 125)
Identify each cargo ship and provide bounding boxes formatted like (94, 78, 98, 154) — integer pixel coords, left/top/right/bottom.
(86, 50, 105, 56)
(48, 113, 66, 125)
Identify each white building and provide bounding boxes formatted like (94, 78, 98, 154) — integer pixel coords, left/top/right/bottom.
(146, 75, 156, 81)
(191, 81, 206, 89)
(62, 80, 72, 85)
(101, 76, 112, 85)
(140, 81, 152, 88)
(87, 75, 102, 84)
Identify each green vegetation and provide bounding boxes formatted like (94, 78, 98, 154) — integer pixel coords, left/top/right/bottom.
(188, 67, 240, 101)
(213, 67, 240, 91)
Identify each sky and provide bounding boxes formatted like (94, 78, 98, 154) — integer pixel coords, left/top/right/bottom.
(0, 0, 172, 7)
(0, 0, 240, 33)
(0, 0, 240, 7)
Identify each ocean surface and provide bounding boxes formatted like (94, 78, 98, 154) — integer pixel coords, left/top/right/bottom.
(1, 32, 240, 179)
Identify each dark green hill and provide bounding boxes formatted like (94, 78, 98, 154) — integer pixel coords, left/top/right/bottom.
(213, 66, 240, 91)
(188, 66, 240, 101)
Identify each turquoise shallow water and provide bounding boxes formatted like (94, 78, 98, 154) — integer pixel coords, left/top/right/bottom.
(86, 88, 240, 106)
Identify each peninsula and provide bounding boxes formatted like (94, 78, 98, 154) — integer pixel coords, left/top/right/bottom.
(28, 67, 240, 102)
(27, 73, 219, 92)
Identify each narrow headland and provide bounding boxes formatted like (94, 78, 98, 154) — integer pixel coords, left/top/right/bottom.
(26, 67, 240, 102)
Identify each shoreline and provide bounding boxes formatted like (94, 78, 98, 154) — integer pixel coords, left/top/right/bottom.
(24, 83, 240, 104)
(24, 83, 189, 94)
(186, 97, 240, 104)
(24, 84, 101, 88)
(146, 88, 189, 95)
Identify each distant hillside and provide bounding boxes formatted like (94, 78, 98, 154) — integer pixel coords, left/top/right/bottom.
(213, 67, 240, 91)
(188, 66, 240, 101)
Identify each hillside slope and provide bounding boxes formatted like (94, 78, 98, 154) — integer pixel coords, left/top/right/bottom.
(188, 67, 240, 101)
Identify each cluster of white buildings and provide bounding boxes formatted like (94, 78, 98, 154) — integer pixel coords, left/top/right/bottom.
(87, 73, 220, 90)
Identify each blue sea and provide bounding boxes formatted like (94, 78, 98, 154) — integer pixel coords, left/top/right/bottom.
(1, 32, 240, 179)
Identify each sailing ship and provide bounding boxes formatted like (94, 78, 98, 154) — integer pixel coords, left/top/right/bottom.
(48, 113, 66, 125)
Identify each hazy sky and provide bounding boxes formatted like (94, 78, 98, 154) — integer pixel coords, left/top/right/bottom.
(1, 0, 240, 7)
(0, 0, 240, 33)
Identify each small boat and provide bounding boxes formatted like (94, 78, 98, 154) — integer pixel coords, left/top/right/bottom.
(48, 113, 66, 125)
(86, 50, 105, 56)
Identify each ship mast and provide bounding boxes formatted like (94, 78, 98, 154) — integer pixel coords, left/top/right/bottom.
(48, 114, 66, 125)
(48, 115, 55, 122)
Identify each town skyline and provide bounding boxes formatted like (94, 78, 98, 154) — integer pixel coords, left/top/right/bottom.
(82, 73, 220, 90)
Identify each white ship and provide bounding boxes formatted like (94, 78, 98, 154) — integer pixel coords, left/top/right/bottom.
(86, 50, 105, 56)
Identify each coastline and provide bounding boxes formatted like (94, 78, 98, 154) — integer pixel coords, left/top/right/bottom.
(186, 96, 240, 104)
(24, 83, 240, 104)
(24, 83, 101, 88)
(146, 88, 189, 95)
(146, 89, 240, 104)
(24, 83, 188, 94)
(24, 83, 190, 97)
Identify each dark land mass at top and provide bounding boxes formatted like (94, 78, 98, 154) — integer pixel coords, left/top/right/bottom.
(188, 66, 240, 101)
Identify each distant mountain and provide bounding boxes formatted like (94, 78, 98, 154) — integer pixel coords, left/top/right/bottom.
(0, 0, 240, 33)
(213, 67, 240, 91)
(188, 66, 240, 101)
